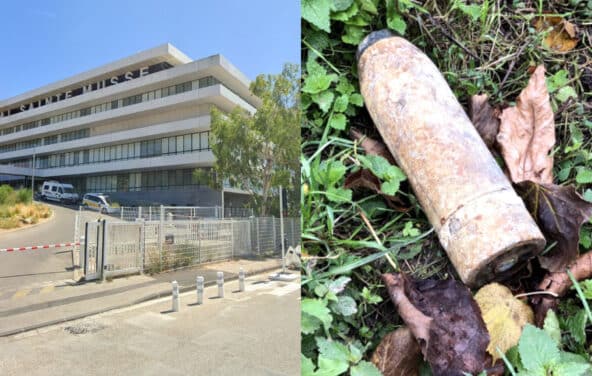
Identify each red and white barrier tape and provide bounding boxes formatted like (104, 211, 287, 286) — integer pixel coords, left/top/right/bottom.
(0, 242, 80, 253)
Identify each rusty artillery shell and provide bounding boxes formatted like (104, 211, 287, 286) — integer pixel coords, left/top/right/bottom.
(357, 30, 545, 287)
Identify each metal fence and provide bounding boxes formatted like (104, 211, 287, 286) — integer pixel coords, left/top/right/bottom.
(81, 205, 254, 221)
(80, 216, 300, 280)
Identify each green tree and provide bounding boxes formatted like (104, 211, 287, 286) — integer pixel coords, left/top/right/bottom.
(195, 63, 300, 216)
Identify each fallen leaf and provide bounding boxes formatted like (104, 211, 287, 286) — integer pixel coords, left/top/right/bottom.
(532, 251, 592, 325)
(533, 15, 579, 53)
(351, 128, 396, 165)
(344, 169, 409, 211)
(497, 65, 555, 184)
(371, 327, 421, 376)
(382, 273, 493, 376)
(517, 182, 592, 272)
(474, 283, 534, 362)
(468, 94, 500, 149)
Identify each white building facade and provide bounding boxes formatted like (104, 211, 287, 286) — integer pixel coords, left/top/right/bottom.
(0, 44, 259, 206)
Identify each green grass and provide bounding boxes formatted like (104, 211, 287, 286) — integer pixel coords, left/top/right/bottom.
(302, 0, 592, 373)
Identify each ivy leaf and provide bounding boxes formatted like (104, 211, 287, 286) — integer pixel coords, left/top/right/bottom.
(329, 113, 347, 130)
(576, 168, 592, 184)
(313, 90, 336, 113)
(336, 78, 355, 95)
(333, 95, 349, 112)
(302, 298, 333, 332)
(302, 0, 332, 32)
(380, 180, 400, 196)
(543, 310, 561, 346)
(517, 182, 592, 272)
(332, 0, 354, 12)
(331, 2, 359, 22)
(302, 312, 322, 335)
(361, 287, 383, 304)
(302, 354, 316, 376)
(314, 160, 347, 187)
(518, 324, 560, 372)
(342, 25, 366, 45)
(326, 187, 353, 203)
(546, 69, 569, 93)
(475, 283, 534, 362)
(349, 93, 364, 106)
(578, 279, 592, 299)
(328, 276, 351, 294)
(350, 361, 382, 376)
(316, 337, 351, 363)
(331, 295, 358, 316)
(452, 0, 482, 22)
(304, 74, 337, 95)
(386, 0, 407, 35)
(550, 361, 591, 376)
(564, 309, 587, 345)
(317, 355, 349, 376)
(555, 86, 577, 103)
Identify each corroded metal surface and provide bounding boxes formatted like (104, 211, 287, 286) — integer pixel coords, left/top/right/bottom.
(357, 31, 545, 287)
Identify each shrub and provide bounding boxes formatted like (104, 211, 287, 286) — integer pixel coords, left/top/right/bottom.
(0, 185, 15, 205)
(0, 217, 20, 229)
(16, 188, 32, 204)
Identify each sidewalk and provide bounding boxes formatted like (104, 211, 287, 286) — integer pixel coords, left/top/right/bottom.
(0, 257, 286, 337)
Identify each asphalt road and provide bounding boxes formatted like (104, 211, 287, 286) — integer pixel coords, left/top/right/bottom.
(0, 275, 300, 375)
(0, 203, 85, 289)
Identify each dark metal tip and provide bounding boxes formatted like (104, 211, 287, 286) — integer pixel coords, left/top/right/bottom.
(356, 29, 397, 62)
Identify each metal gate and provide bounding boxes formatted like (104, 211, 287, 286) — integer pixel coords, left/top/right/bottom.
(103, 221, 143, 278)
(83, 220, 104, 281)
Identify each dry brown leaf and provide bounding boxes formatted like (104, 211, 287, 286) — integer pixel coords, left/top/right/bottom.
(496, 65, 555, 184)
(344, 169, 410, 211)
(350, 128, 396, 164)
(372, 327, 421, 376)
(533, 251, 592, 325)
(517, 182, 592, 272)
(533, 16, 579, 53)
(382, 273, 494, 376)
(468, 94, 500, 149)
(474, 283, 534, 363)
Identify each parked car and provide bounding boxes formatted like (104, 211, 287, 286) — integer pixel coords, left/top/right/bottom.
(82, 193, 117, 214)
(40, 181, 79, 204)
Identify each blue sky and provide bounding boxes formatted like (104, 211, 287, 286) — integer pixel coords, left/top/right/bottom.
(0, 0, 300, 100)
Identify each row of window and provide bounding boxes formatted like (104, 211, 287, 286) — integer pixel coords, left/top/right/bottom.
(85, 168, 204, 193)
(0, 76, 220, 141)
(0, 128, 90, 153)
(5, 130, 211, 169)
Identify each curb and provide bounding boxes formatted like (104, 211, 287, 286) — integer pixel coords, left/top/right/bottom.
(0, 264, 286, 337)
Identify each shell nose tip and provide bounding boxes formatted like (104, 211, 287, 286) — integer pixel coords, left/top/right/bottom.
(356, 29, 396, 62)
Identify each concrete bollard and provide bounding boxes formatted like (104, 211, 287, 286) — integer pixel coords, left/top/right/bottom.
(357, 30, 546, 287)
(217, 271, 224, 298)
(172, 280, 179, 312)
(239, 268, 245, 292)
(196, 276, 204, 305)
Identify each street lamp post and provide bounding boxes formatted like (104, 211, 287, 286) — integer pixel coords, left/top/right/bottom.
(31, 150, 36, 201)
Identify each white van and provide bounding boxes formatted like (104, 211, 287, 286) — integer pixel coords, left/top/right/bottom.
(41, 181, 79, 204)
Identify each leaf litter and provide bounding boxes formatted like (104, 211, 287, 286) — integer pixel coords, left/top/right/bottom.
(382, 273, 498, 376)
(364, 61, 592, 375)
